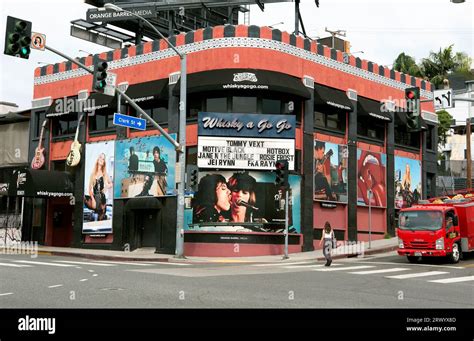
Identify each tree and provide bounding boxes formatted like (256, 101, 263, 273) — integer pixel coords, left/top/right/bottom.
(437, 109, 453, 146)
(454, 52, 473, 73)
(393, 53, 423, 77)
(421, 45, 457, 89)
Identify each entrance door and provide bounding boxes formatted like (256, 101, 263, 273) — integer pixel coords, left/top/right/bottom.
(136, 210, 158, 248)
(51, 204, 73, 247)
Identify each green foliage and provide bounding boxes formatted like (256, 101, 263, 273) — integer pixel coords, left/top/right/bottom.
(436, 110, 453, 146)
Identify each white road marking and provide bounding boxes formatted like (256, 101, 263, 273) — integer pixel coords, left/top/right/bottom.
(88, 270, 95, 273)
(92, 274, 98, 277)
(48, 285, 63, 288)
(345, 260, 465, 270)
(386, 271, 449, 279)
(55, 261, 115, 267)
(428, 276, 474, 284)
(253, 261, 314, 267)
(0, 262, 32, 268)
(140, 262, 191, 266)
(79, 279, 88, 282)
(13, 260, 76, 267)
(90, 260, 153, 266)
(349, 268, 410, 275)
(284, 263, 342, 269)
(0, 293, 14, 296)
(314, 265, 376, 272)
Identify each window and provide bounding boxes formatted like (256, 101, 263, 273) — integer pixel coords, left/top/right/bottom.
(358, 118, 385, 141)
(188, 96, 204, 120)
(232, 96, 257, 113)
(34, 111, 47, 138)
(426, 126, 434, 150)
(395, 129, 420, 149)
(88, 109, 115, 132)
(315, 109, 346, 133)
(206, 97, 227, 112)
(52, 113, 78, 137)
(262, 99, 281, 114)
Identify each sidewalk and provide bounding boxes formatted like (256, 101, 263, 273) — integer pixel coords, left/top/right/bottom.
(1, 237, 398, 264)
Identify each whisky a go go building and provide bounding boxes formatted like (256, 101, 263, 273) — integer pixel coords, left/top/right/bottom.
(24, 25, 437, 257)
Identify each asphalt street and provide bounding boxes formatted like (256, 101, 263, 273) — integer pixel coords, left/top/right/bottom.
(0, 251, 473, 309)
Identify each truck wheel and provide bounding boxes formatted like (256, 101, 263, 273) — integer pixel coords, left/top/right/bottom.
(449, 243, 460, 264)
(407, 256, 419, 263)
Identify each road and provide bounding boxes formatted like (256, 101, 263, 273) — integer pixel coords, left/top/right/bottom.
(0, 251, 473, 309)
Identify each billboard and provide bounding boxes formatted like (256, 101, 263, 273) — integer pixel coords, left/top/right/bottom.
(83, 141, 114, 234)
(186, 171, 301, 234)
(395, 156, 422, 209)
(313, 140, 348, 203)
(357, 149, 387, 208)
(114, 135, 177, 198)
(197, 112, 295, 170)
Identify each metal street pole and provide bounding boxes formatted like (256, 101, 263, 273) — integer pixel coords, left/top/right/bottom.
(104, 3, 187, 258)
(368, 189, 372, 249)
(283, 188, 289, 260)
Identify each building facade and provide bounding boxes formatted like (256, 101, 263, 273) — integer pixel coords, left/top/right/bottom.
(23, 25, 438, 256)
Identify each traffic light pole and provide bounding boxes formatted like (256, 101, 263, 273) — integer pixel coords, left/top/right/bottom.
(44, 45, 180, 150)
(283, 188, 289, 260)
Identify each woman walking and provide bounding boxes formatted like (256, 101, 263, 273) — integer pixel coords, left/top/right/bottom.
(319, 221, 335, 266)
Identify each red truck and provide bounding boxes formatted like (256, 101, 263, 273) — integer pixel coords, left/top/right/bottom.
(397, 196, 474, 263)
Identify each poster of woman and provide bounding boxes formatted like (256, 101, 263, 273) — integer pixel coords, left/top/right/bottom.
(395, 156, 422, 209)
(114, 135, 176, 199)
(83, 141, 114, 234)
(357, 149, 387, 207)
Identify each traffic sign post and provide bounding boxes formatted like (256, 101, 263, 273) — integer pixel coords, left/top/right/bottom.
(113, 112, 146, 130)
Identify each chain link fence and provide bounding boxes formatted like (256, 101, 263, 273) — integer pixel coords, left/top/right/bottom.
(437, 160, 474, 196)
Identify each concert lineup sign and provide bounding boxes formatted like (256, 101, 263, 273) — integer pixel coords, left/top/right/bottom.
(395, 156, 422, 209)
(114, 135, 177, 199)
(313, 140, 348, 203)
(83, 141, 114, 234)
(197, 112, 296, 170)
(185, 171, 301, 234)
(357, 149, 387, 208)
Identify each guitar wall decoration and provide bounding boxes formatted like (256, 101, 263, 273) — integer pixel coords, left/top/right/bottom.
(31, 119, 48, 169)
(66, 114, 84, 167)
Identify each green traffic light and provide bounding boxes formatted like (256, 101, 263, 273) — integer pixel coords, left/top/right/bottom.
(20, 47, 28, 55)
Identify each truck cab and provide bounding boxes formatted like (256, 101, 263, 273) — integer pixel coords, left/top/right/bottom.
(397, 204, 464, 263)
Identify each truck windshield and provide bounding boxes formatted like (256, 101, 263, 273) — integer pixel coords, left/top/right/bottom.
(399, 211, 443, 231)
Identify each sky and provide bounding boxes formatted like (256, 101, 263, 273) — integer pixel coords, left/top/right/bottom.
(0, 0, 473, 111)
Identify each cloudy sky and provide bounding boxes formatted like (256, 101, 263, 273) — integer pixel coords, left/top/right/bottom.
(1, 0, 473, 110)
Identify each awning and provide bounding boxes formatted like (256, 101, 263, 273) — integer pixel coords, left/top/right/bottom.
(358, 97, 392, 123)
(7, 168, 73, 198)
(83, 93, 117, 112)
(172, 69, 311, 99)
(314, 84, 353, 112)
(124, 79, 169, 103)
(395, 110, 428, 130)
(46, 96, 79, 119)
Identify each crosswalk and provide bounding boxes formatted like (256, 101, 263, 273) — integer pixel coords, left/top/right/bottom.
(0, 258, 190, 269)
(248, 260, 474, 286)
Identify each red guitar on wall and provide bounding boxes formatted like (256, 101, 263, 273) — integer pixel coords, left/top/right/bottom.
(31, 119, 48, 169)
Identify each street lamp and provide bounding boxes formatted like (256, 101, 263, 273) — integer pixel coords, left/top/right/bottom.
(104, 3, 187, 258)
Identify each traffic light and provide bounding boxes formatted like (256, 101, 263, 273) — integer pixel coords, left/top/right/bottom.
(187, 166, 198, 191)
(275, 160, 289, 189)
(92, 58, 108, 92)
(405, 87, 421, 132)
(4, 16, 32, 59)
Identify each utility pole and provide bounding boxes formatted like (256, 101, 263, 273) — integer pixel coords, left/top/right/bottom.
(466, 81, 474, 191)
(324, 27, 346, 49)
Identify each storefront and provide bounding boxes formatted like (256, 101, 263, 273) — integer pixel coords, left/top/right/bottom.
(28, 24, 437, 256)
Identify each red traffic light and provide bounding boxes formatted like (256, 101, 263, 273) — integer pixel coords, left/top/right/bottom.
(406, 91, 415, 99)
